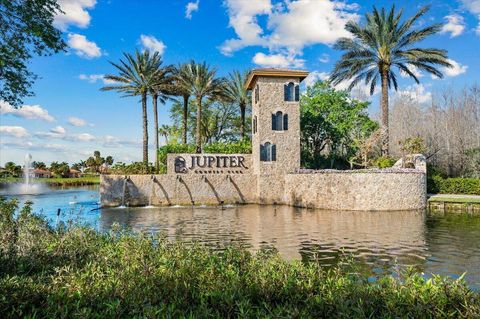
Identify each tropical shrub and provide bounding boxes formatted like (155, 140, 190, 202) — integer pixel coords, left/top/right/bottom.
(428, 176, 480, 195)
(110, 162, 156, 175)
(372, 156, 397, 169)
(0, 198, 479, 318)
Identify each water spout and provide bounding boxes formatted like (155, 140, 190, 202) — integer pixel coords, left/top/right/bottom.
(120, 176, 129, 207)
(148, 175, 156, 207)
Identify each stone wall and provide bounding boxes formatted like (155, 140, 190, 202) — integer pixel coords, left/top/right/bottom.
(101, 174, 257, 207)
(101, 169, 426, 211)
(252, 76, 301, 175)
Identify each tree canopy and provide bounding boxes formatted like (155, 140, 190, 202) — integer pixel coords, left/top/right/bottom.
(0, 0, 66, 106)
(301, 81, 378, 169)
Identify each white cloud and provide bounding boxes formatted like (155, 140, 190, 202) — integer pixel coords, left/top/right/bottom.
(440, 14, 465, 37)
(476, 18, 480, 35)
(395, 84, 432, 104)
(67, 33, 102, 58)
(319, 53, 330, 63)
(220, 0, 358, 68)
(252, 52, 305, 68)
(0, 126, 28, 138)
(78, 74, 117, 85)
(461, 0, 480, 14)
(35, 131, 95, 142)
(185, 0, 200, 19)
(54, 0, 97, 31)
(68, 116, 89, 127)
(304, 71, 330, 87)
(220, 0, 272, 55)
(50, 126, 66, 135)
(101, 135, 141, 147)
(442, 59, 468, 77)
(0, 101, 55, 122)
(267, 0, 359, 50)
(73, 133, 95, 142)
(0, 140, 69, 152)
(140, 35, 166, 55)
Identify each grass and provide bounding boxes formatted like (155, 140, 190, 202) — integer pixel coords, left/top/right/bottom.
(428, 196, 480, 204)
(1, 198, 479, 318)
(0, 176, 100, 186)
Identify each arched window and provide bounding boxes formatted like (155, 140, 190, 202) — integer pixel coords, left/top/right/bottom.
(272, 111, 288, 131)
(260, 142, 276, 161)
(255, 84, 259, 103)
(284, 82, 294, 101)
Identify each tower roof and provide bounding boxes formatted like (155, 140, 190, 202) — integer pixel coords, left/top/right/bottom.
(245, 68, 309, 90)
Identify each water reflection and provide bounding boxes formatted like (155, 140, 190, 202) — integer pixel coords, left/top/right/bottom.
(5, 186, 480, 289)
(101, 206, 427, 271)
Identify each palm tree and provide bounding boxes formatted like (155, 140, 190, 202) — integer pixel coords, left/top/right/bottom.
(159, 124, 171, 144)
(225, 70, 250, 139)
(102, 50, 161, 169)
(330, 5, 451, 156)
(172, 64, 193, 144)
(178, 61, 226, 152)
(150, 62, 174, 172)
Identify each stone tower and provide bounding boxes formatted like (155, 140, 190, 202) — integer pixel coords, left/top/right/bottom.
(245, 69, 309, 175)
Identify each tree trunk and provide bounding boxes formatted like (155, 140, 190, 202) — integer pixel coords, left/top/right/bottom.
(380, 67, 390, 156)
(182, 94, 189, 144)
(152, 93, 159, 173)
(142, 93, 149, 171)
(240, 102, 246, 139)
(195, 96, 202, 153)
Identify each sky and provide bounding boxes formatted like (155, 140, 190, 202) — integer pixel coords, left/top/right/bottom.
(1, 0, 479, 166)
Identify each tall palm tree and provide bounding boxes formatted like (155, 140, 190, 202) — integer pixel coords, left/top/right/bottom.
(158, 124, 171, 144)
(102, 50, 161, 169)
(330, 5, 451, 156)
(178, 61, 226, 152)
(172, 64, 193, 144)
(225, 70, 250, 139)
(150, 62, 174, 172)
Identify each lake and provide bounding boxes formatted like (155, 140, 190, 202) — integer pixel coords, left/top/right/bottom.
(3, 186, 480, 289)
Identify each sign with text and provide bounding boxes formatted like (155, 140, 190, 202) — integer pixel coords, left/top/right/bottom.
(167, 154, 252, 175)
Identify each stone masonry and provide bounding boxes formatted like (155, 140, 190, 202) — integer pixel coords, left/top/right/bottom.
(100, 69, 427, 211)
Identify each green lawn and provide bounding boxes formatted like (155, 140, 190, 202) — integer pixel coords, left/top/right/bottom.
(0, 176, 100, 186)
(428, 196, 480, 204)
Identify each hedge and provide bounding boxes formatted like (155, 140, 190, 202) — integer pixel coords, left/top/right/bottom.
(158, 140, 252, 173)
(428, 175, 480, 195)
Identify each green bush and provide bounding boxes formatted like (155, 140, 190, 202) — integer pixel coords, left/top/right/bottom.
(157, 140, 252, 173)
(110, 162, 156, 175)
(428, 175, 480, 195)
(1, 197, 479, 318)
(372, 156, 396, 169)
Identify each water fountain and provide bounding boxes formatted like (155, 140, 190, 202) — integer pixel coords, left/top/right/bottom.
(1, 153, 46, 195)
(119, 176, 129, 208)
(146, 175, 156, 208)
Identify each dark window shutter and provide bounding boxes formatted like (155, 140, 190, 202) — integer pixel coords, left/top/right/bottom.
(283, 114, 288, 131)
(295, 85, 300, 101)
(284, 84, 288, 101)
(260, 144, 265, 161)
(272, 114, 276, 130)
(272, 144, 277, 161)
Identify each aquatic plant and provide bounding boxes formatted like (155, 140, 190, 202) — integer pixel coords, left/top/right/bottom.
(0, 198, 479, 318)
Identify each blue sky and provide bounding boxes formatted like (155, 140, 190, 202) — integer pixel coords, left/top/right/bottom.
(1, 0, 479, 165)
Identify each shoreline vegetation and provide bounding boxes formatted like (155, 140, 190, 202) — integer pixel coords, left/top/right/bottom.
(0, 176, 100, 187)
(0, 198, 479, 318)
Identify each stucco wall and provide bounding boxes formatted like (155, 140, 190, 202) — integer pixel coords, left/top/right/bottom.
(101, 169, 427, 210)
